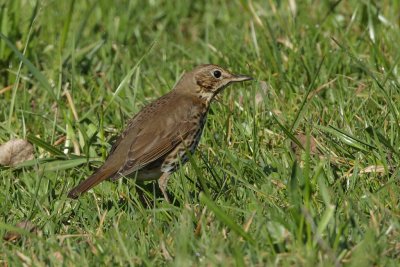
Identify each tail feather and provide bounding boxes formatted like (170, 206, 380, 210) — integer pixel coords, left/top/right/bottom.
(68, 167, 117, 199)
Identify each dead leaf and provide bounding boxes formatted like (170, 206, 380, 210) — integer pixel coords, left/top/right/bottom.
(0, 139, 34, 166)
(3, 220, 37, 242)
(291, 133, 319, 157)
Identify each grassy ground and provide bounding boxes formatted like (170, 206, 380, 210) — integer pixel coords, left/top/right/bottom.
(1, 0, 400, 266)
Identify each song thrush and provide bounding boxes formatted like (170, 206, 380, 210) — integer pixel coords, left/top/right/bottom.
(68, 64, 252, 201)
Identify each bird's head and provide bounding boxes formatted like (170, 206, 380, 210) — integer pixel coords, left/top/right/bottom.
(175, 64, 252, 102)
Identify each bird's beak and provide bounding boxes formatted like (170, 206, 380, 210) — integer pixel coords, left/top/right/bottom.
(230, 74, 253, 82)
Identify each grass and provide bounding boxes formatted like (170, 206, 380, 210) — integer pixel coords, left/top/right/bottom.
(1, 0, 399, 266)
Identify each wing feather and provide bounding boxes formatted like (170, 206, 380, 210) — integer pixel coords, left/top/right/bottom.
(116, 122, 194, 177)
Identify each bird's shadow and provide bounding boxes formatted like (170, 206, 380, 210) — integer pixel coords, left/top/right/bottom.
(99, 179, 180, 213)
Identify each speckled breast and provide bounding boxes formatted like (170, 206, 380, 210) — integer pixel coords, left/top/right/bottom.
(161, 115, 207, 174)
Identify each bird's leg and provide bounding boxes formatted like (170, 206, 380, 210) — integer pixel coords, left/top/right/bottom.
(158, 172, 171, 203)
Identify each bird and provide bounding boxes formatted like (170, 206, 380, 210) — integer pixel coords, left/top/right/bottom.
(68, 64, 252, 201)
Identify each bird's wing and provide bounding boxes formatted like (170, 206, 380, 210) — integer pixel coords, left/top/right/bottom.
(108, 92, 174, 156)
(115, 120, 194, 177)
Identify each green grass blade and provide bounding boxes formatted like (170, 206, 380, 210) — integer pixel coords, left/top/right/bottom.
(316, 125, 375, 152)
(290, 56, 326, 131)
(199, 192, 256, 245)
(316, 204, 335, 236)
(39, 158, 88, 172)
(271, 113, 304, 150)
(0, 32, 56, 100)
(365, 126, 399, 156)
(332, 37, 400, 135)
(104, 41, 156, 112)
(27, 134, 64, 156)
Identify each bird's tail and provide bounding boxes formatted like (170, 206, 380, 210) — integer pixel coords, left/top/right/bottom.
(68, 167, 116, 199)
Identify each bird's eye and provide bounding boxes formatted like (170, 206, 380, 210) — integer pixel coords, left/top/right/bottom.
(212, 70, 222, 79)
